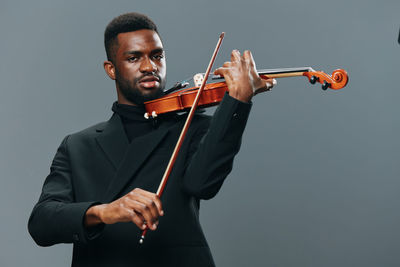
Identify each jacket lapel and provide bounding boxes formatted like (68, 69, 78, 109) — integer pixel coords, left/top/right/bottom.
(101, 125, 170, 203)
(95, 114, 129, 170)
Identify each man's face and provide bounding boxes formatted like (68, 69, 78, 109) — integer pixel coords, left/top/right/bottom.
(112, 29, 166, 105)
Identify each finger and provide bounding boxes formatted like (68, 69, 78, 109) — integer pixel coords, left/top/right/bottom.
(213, 67, 230, 77)
(136, 213, 147, 229)
(132, 189, 164, 216)
(125, 194, 159, 221)
(243, 50, 255, 68)
(262, 78, 276, 90)
(214, 67, 234, 86)
(231, 49, 241, 63)
(131, 199, 158, 230)
(126, 195, 159, 230)
(222, 61, 232, 68)
(125, 208, 147, 230)
(269, 78, 277, 88)
(124, 195, 157, 227)
(254, 78, 277, 95)
(141, 197, 161, 225)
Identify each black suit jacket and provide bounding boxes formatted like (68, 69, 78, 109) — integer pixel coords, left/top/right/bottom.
(28, 94, 251, 267)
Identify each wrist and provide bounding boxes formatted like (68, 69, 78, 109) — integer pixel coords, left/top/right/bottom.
(228, 90, 252, 103)
(84, 204, 105, 227)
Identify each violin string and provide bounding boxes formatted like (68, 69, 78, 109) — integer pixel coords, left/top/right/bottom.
(165, 67, 315, 94)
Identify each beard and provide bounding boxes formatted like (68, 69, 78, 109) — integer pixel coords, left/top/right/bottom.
(116, 72, 166, 106)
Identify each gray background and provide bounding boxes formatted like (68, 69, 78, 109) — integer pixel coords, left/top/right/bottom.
(1, 0, 399, 266)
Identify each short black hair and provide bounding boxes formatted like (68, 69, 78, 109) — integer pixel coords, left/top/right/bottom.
(104, 12, 158, 62)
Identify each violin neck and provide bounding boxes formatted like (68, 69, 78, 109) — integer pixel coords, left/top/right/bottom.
(211, 67, 315, 80)
(257, 67, 314, 78)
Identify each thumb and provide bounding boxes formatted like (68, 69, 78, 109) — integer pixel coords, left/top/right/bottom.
(253, 78, 277, 95)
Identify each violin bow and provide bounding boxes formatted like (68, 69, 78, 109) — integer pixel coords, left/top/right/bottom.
(139, 32, 225, 244)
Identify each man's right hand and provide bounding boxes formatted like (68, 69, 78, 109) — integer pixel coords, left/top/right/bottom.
(84, 188, 163, 231)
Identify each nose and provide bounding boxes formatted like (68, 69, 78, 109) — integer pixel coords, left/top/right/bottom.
(140, 57, 157, 73)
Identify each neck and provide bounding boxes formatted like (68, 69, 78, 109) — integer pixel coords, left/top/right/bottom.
(116, 90, 138, 106)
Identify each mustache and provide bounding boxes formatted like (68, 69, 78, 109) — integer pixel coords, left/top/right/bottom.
(137, 73, 161, 83)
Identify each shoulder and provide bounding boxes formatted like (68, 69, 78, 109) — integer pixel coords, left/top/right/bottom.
(61, 118, 111, 148)
(70, 120, 108, 138)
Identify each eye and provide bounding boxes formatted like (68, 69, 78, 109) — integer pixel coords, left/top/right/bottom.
(152, 54, 164, 60)
(127, 56, 139, 62)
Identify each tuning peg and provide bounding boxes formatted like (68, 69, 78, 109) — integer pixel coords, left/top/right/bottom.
(310, 75, 318, 84)
(321, 81, 331, 90)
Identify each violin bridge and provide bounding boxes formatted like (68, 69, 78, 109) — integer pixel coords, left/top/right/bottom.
(194, 73, 205, 87)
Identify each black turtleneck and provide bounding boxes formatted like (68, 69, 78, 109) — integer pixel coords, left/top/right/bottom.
(112, 102, 154, 143)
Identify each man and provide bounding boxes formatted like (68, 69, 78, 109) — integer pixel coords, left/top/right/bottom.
(28, 12, 275, 266)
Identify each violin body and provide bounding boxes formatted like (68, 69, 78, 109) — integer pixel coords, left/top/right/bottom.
(144, 82, 227, 118)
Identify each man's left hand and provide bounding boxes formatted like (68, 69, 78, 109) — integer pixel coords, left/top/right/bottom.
(214, 50, 276, 103)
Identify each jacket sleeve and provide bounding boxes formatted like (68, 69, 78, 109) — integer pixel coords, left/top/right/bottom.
(28, 135, 103, 246)
(182, 93, 252, 200)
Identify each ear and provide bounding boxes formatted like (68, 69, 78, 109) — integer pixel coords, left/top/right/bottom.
(104, 60, 116, 80)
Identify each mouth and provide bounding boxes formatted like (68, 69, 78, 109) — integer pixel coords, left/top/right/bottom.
(139, 76, 160, 89)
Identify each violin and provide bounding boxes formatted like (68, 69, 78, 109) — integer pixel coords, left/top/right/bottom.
(144, 67, 348, 119)
(139, 32, 348, 243)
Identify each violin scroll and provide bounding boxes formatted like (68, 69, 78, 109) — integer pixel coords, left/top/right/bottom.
(304, 69, 348, 90)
